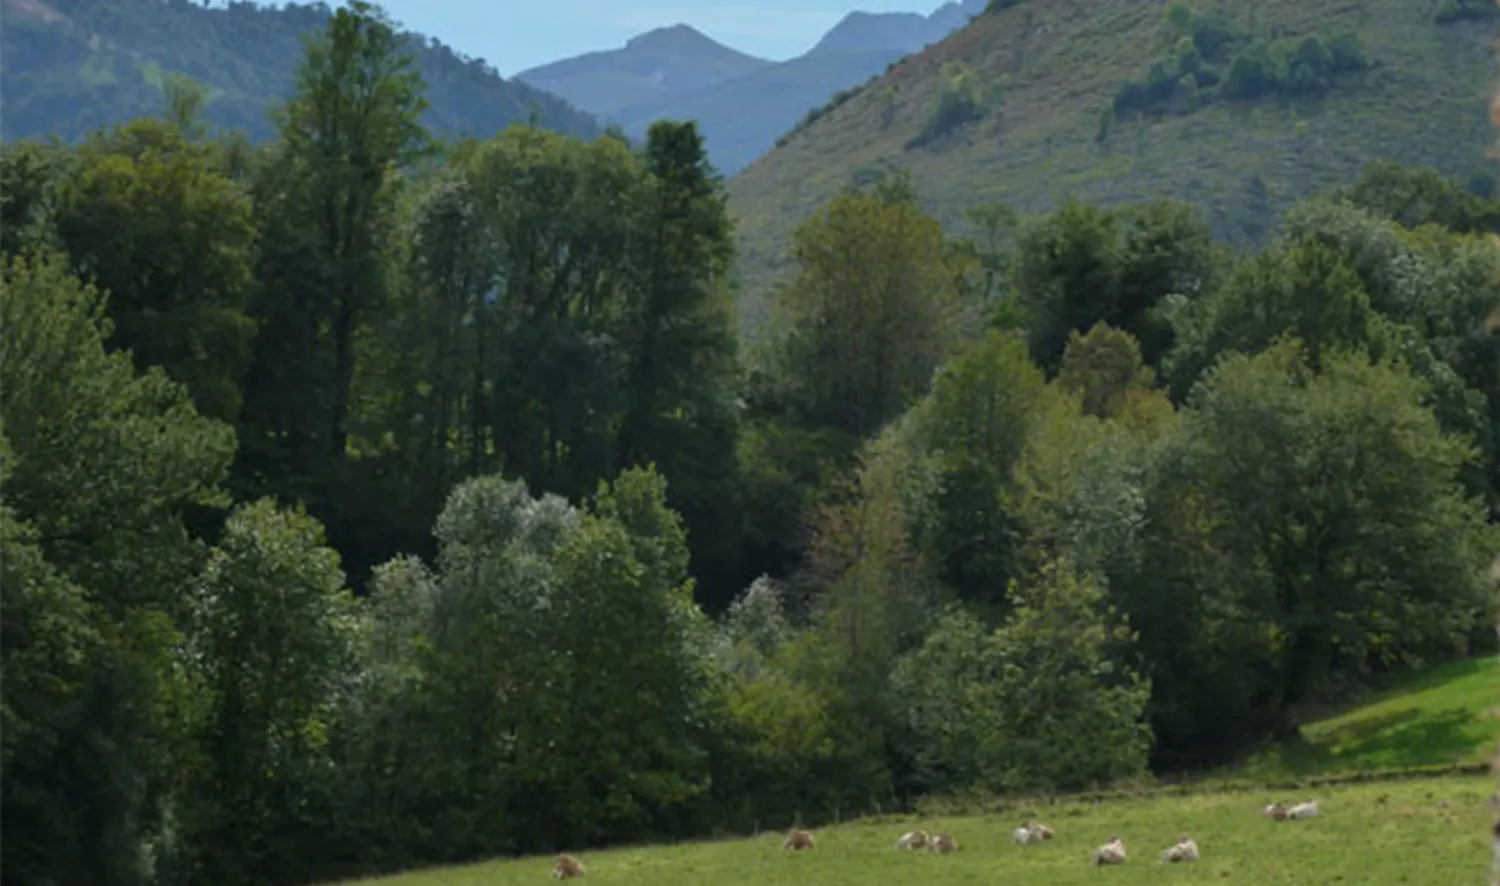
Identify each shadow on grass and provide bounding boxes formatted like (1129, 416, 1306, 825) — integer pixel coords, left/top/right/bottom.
(1285, 707, 1487, 773)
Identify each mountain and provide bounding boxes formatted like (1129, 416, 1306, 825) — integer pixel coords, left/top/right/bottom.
(514, 24, 772, 120)
(611, 48, 908, 176)
(807, 0, 986, 57)
(512, 1, 987, 177)
(1, 0, 600, 145)
(724, 0, 1500, 329)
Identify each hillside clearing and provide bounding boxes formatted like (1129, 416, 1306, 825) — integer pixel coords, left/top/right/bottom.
(332, 775, 1491, 884)
(1235, 657, 1500, 780)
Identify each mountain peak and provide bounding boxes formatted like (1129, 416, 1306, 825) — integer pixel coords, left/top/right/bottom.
(626, 23, 717, 53)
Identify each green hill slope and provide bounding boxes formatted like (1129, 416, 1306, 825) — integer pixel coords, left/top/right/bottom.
(1, 0, 600, 144)
(1232, 657, 1500, 780)
(725, 0, 1500, 328)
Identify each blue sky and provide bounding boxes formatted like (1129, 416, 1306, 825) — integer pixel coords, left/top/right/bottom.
(376, 0, 942, 76)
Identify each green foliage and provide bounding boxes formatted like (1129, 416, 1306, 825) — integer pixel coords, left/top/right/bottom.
(1434, 0, 1500, 24)
(0, 478, 103, 886)
(181, 500, 359, 886)
(53, 115, 257, 421)
(906, 62, 986, 151)
(888, 558, 1152, 795)
(0, 0, 599, 145)
(1125, 342, 1496, 758)
(762, 185, 969, 441)
(0, 251, 235, 885)
(1013, 198, 1223, 373)
(1111, 6, 1369, 124)
(904, 331, 1048, 604)
(979, 558, 1153, 791)
(1056, 323, 1160, 420)
(8, 0, 1500, 875)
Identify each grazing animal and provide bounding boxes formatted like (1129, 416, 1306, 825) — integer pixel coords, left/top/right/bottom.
(1013, 820, 1054, 844)
(1093, 835, 1127, 866)
(551, 854, 585, 879)
(783, 828, 815, 851)
(1263, 802, 1289, 821)
(895, 829, 929, 851)
(1287, 800, 1321, 820)
(1159, 834, 1199, 863)
(1036, 823, 1055, 840)
(929, 832, 958, 854)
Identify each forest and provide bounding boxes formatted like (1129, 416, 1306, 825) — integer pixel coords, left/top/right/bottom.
(3, 3, 1500, 885)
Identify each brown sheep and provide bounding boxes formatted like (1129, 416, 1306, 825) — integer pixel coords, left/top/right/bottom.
(783, 828, 815, 851)
(550, 853, 585, 879)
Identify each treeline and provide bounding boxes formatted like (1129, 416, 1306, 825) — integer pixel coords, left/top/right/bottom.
(4, 3, 1500, 885)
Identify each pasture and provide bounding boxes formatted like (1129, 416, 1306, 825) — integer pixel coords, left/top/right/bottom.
(333, 775, 1491, 885)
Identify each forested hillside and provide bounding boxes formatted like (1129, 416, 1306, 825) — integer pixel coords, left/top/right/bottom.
(0, 0, 600, 143)
(727, 0, 1500, 328)
(4, 3, 1500, 886)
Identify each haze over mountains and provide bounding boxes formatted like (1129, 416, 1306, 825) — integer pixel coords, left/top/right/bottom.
(515, 0, 989, 175)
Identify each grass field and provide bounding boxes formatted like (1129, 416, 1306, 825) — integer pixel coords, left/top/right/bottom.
(330, 660, 1500, 885)
(336, 776, 1492, 884)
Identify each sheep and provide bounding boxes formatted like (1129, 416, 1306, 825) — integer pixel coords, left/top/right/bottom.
(895, 829, 929, 851)
(783, 828, 816, 851)
(1287, 799, 1320, 820)
(1263, 802, 1289, 821)
(1159, 834, 1199, 863)
(928, 832, 958, 854)
(1012, 820, 1055, 844)
(1092, 834, 1127, 866)
(550, 854, 585, 879)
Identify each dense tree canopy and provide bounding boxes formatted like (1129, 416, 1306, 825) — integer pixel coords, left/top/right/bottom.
(4, 4, 1499, 884)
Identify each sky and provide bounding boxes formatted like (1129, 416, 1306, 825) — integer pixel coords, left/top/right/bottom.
(375, 0, 942, 76)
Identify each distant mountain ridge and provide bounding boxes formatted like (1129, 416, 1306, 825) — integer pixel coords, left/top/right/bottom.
(1, 0, 600, 145)
(809, 0, 986, 57)
(514, 0, 988, 175)
(515, 23, 773, 119)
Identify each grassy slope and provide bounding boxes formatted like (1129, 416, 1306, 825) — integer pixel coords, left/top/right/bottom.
(333, 660, 1499, 885)
(724, 0, 1500, 330)
(337, 778, 1490, 884)
(1236, 657, 1500, 780)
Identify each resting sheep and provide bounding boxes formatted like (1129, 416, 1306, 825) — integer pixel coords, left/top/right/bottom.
(783, 828, 815, 851)
(550, 854, 585, 879)
(1093, 834, 1127, 866)
(895, 829, 929, 851)
(928, 832, 958, 854)
(1159, 834, 1199, 863)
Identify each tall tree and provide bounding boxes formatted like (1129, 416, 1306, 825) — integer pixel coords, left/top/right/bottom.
(183, 500, 358, 886)
(238, 0, 429, 499)
(767, 185, 969, 443)
(618, 120, 743, 604)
